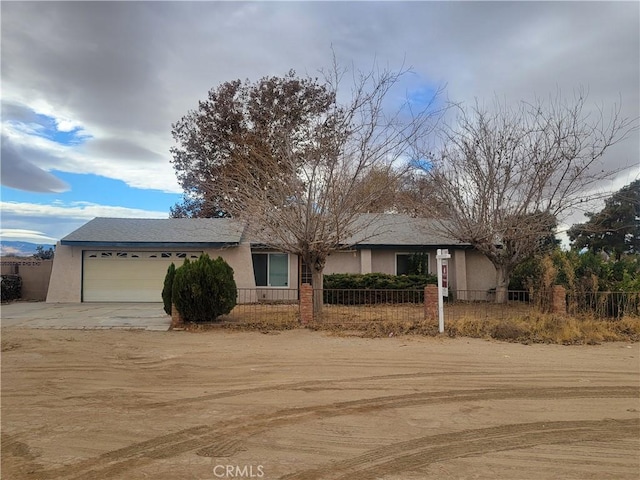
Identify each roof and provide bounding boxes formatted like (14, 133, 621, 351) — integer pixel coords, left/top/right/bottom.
(60, 217, 245, 247)
(345, 214, 468, 248)
(60, 214, 467, 249)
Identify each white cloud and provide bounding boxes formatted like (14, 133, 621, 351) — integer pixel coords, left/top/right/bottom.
(1, 201, 168, 220)
(0, 228, 58, 243)
(1, 201, 169, 242)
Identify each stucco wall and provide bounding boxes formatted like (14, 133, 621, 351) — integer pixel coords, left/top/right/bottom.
(325, 251, 361, 274)
(465, 250, 497, 293)
(1, 257, 53, 301)
(204, 244, 257, 289)
(371, 250, 396, 275)
(46, 243, 83, 302)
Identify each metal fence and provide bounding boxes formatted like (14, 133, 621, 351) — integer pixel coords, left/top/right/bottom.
(218, 288, 300, 325)
(441, 290, 536, 323)
(318, 289, 539, 324)
(210, 287, 639, 326)
(567, 291, 640, 319)
(320, 288, 425, 324)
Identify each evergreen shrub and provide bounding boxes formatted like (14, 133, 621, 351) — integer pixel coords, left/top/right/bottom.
(162, 263, 176, 315)
(171, 254, 237, 322)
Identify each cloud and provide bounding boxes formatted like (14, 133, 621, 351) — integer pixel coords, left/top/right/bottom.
(1, 200, 168, 220)
(1, 1, 637, 231)
(1, 200, 169, 242)
(2, 108, 181, 193)
(0, 228, 58, 244)
(0, 134, 70, 193)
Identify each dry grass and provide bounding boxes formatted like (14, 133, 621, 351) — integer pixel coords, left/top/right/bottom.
(177, 301, 640, 344)
(446, 314, 640, 345)
(310, 314, 640, 344)
(181, 303, 299, 333)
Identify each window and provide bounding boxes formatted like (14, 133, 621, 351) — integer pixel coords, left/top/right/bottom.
(396, 252, 429, 275)
(252, 253, 288, 287)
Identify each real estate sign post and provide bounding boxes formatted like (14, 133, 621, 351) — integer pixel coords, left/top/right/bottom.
(436, 249, 451, 333)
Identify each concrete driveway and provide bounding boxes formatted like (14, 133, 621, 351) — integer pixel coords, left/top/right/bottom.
(0, 302, 171, 330)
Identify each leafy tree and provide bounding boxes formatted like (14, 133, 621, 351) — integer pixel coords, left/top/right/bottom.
(422, 93, 635, 302)
(568, 179, 640, 260)
(33, 245, 54, 260)
(172, 61, 442, 313)
(171, 71, 336, 218)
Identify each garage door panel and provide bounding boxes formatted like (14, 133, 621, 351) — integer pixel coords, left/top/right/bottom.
(83, 251, 200, 302)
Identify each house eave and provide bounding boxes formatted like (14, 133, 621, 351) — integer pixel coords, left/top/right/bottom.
(351, 243, 473, 250)
(59, 241, 238, 249)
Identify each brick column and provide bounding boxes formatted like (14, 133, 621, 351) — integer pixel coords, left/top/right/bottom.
(551, 285, 567, 314)
(171, 303, 184, 329)
(424, 284, 438, 320)
(300, 283, 313, 325)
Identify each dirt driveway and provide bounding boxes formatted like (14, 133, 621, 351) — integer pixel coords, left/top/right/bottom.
(1, 328, 638, 479)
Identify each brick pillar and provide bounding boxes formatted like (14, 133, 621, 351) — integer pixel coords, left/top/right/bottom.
(300, 283, 313, 325)
(171, 303, 184, 329)
(424, 284, 438, 320)
(551, 285, 567, 314)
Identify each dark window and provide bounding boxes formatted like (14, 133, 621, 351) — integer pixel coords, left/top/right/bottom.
(252, 253, 288, 287)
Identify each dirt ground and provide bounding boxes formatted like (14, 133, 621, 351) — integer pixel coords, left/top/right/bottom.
(1, 328, 638, 480)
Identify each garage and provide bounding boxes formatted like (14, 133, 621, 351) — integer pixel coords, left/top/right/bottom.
(82, 250, 202, 302)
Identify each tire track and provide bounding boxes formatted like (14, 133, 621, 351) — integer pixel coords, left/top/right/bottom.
(22, 385, 638, 480)
(141, 369, 637, 409)
(282, 418, 640, 480)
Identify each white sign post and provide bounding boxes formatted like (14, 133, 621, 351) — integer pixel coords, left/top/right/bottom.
(436, 249, 451, 333)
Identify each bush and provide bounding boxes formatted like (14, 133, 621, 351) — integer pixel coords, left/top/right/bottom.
(162, 263, 176, 315)
(323, 272, 436, 304)
(1, 275, 22, 302)
(172, 254, 237, 322)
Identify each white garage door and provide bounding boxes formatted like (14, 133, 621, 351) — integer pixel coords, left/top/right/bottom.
(83, 251, 202, 302)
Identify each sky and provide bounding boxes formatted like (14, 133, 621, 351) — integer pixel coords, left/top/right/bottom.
(1, 1, 639, 246)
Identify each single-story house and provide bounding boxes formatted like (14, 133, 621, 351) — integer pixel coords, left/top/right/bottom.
(46, 214, 497, 303)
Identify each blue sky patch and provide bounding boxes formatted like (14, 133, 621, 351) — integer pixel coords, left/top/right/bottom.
(1, 171, 181, 214)
(30, 112, 91, 145)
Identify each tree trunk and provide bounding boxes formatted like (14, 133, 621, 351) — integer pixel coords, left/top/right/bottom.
(311, 268, 324, 315)
(495, 266, 510, 304)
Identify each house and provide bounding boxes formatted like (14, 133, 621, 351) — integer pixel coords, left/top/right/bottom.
(46, 215, 497, 303)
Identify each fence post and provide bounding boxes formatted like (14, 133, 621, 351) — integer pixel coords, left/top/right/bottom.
(424, 284, 438, 320)
(551, 285, 567, 314)
(170, 303, 184, 329)
(300, 283, 314, 325)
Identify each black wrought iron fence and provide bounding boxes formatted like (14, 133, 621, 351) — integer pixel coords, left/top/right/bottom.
(319, 288, 425, 324)
(323, 288, 425, 305)
(208, 287, 639, 326)
(441, 290, 536, 322)
(217, 288, 299, 325)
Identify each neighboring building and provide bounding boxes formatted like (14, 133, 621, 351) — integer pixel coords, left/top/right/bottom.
(46, 215, 497, 303)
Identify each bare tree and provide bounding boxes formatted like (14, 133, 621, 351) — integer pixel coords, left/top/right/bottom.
(208, 63, 442, 313)
(422, 93, 637, 302)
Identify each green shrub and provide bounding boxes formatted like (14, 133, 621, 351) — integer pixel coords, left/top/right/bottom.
(162, 263, 176, 315)
(1, 275, 22, 302)
(323, 272, 437, 304)
(172, 254, 237, 322)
